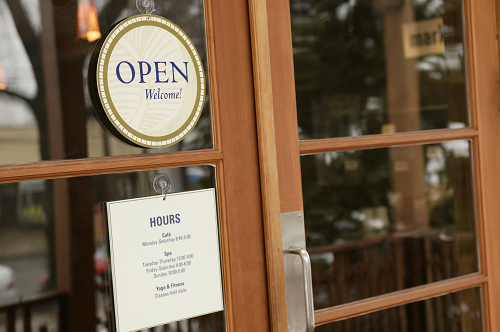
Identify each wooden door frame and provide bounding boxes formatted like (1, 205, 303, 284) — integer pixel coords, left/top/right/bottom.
(257, 0, 500, 330)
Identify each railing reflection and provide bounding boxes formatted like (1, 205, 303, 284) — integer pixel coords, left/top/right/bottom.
(143, 312, 224, 332)
(313, 285, 482, 332)
(0, 288, 223, 332)
(309, 228, 476, 313)
(0, 292, 67, 332)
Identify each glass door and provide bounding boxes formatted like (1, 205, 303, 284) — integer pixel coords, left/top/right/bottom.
(263, 0, 500, 330)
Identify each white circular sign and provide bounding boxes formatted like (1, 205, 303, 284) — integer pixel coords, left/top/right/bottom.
(97, 14, 205, 148)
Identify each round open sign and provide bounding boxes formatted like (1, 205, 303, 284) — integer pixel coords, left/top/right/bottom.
(88, 14, 205, 148)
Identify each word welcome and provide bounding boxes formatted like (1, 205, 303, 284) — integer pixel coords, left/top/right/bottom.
(146, 88, 183, 100)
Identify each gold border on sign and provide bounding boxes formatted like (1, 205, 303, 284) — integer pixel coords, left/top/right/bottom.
(97, 14, 206, 148)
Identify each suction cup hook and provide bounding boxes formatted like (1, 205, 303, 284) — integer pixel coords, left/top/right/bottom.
(152, 173, 171, 200)
(136, 0, 155, 19)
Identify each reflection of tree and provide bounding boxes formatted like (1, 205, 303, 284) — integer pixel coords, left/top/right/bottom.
(3, 0, 48, 158)
(0, 2, 215, 330)
(302, 149, 391, 247)
(97, 0, 128, 30)
(291, 0, 466, 138)
(291, 0, 387, 139)
(1, 0, 130, 302)
(295, 0, 468, 245)
(1, 0, 129, 160)
(2, 0, 211, 162)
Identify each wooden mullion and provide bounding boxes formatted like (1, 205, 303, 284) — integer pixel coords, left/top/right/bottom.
(209, 0, 271, 329)
(464, 0, 479, 129)
(213, 160, 235, 332)
(248, 0, 288, 330)
(203, 0, 222, 152)
(299, 128, 478, 155)
(467, 0, 500, 330)
(471, 134, 490, 329)
(267, 0, 304, 214)
(314, 273, 487, 326)
(0, 149, 223, 184)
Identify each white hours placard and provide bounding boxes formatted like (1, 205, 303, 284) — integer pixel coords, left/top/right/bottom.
(106, 188, 223, 332)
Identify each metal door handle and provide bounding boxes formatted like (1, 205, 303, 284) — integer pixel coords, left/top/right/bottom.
(288, 246, 315, 332)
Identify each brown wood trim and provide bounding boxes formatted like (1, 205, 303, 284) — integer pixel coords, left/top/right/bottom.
(204, 0, 222, 152)
(494, 0, 500, 111)
(204, 0, 231, 327)
(314, 273, 487, 326)
(464, 0, 479, 129)
(248, 0, 288, 331)
(214, 160, 234, 332)
(0, 150, 223, 184)
(267, 0, 304, 214)
(467, 0, 500, 330)
(472, 135, 490, 331)
(210, 0, 270, 329)
(299, 128, 478, 155)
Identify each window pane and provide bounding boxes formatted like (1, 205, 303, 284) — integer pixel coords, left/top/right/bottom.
(317, 287, 483, 332)
(0, 0, 212, 166)
(0, 166, 224, 331)
(301, 141, 477, 309)
(291, 0, 468, 139)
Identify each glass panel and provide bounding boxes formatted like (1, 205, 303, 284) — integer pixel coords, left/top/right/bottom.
(0, 0, 212, 166)
(0, 166, 224, 331)
(317, 287, 483, 332)
(301, 141, 477, 309)
(291, 0, 468, 139)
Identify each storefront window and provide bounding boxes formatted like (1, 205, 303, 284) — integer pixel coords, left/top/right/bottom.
(0, 0, 212, 166)
(301, 140, 477, 308)
(291, 0, 468, 139)
(0, 165, 224, 331)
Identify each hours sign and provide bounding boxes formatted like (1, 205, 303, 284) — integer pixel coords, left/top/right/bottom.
(106, 189, 223, 331)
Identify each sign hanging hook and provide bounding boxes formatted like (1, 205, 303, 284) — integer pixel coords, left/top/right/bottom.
(136, 0, 155, 19)
(152, 173, 171, 200)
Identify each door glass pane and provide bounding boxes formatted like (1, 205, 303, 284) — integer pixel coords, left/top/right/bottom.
(291, 0, 468, 139)
(317, 287, 483, 332)
(301, 140, 477, 309)
(0, 166, 224, 331)
(0, 0, 212, 166)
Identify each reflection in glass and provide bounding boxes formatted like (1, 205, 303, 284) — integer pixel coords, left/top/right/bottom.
(0, 0, 212, 166)
(291, 0, 468, 139)
(0, 166, 224, 331)
(317, 287, 483, 332)
(301, 141, 477, 309)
